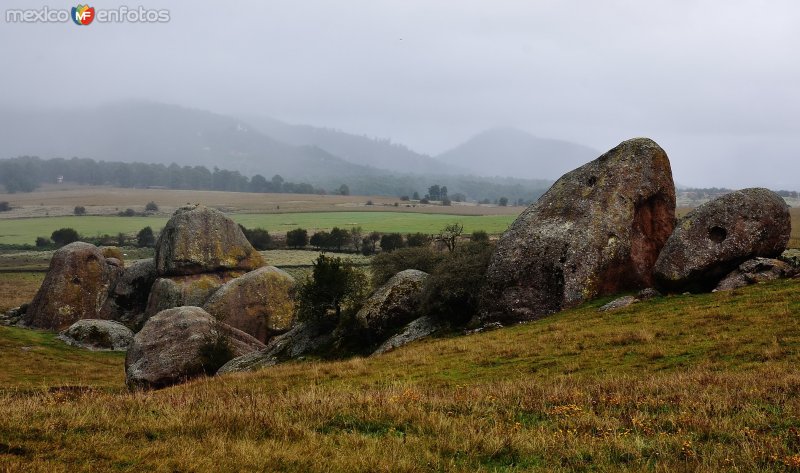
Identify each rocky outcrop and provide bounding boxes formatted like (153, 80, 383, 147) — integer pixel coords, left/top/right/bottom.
(142, 272, 242, 324)
(23, 242, 123, 330)
(480, 138, 676, 324)
(714, 258, 793, 291)
(155, 205, 265, 276)
(202, 266, 295, 343)
(58, 319, 134, 351)
(654, 188, 790, 292)
(372, 316, 444, 356)
(99, 259, 157, 330)
(355, 269, 428, 339)
(217, 319, 335, 374)
(125, 306, 265, 390)
(598, 295, 638, 312)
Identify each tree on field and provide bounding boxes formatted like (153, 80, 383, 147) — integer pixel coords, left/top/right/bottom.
(239, 225, 271, 250)
(297, 254, 369, 321)
(435, 222, 464, 252)
(35, 236, 51, 248)
(136, 226, 156, 248)
(350, 226, 363, 253)
(73, 206, 86, 215)
(51, 228, 79, 247)
(328, 227, 349, 251)
(412, 191, 420, 200)
(380, 233, 405, 252)
(145, 201, 159, 212)
(0, 202, 9, 212)
(310, 231, 330, 250)
(498, 197, 509, 206)
(406, 232, 431, 248)
(338, 184, 350, 196)
(286, 228, 309, 249)
(471, 230, 489, 243)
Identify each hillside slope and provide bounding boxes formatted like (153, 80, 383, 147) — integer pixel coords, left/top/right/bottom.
(243, 115, 463, 175)
(438, 127, 600, 180)
(1, 279, 799, 471)
(0, 102, 380, 180)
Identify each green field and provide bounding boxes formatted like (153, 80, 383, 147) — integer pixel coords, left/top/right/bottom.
(0, 212, 518, 245)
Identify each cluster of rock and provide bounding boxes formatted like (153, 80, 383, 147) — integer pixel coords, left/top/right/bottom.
(14, 205, 297, 389)
(479, 137, 793, 323)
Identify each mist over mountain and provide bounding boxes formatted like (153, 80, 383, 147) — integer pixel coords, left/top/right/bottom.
(242, 116, 462, 175)
(0, 102, 379, 180)
(437, 128, 600, 180)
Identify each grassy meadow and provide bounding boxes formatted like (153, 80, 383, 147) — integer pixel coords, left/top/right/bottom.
(0, 212, 518, 246)
(0, 279, 799, 471)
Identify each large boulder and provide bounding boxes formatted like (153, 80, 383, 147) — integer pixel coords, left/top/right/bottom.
(58, 319, 134, 351)
(99, 259, 157, 329)
(23, 242, 123, 330)
(479, 138, 676, 324)
(142, 272, 242, 327)
(202, 266, 296, 343)
(155, 205, 265, 276)
(714, 258, 793, 292)
(355, 269, 428, 340)
(654, 188, 790, 292)
(125, 306, 265, 390)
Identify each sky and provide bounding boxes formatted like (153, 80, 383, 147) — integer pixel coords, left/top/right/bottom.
(0, 0, 798, 188)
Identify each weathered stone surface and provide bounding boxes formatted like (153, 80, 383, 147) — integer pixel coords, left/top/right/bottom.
(58, 319, 134, 351)
(202, 266, 295, 343)
(125, 306, 265, 389)
(598, 295, 638, 312)
(23, 242, 123, 330)
(217, 320, 334, 374)
(100, 246, 125, 265)
(143, 271, 242, 324)
(372, 316, 444, 356)
(654, 188, 790, 292)
(155, 205, 265, 276)
(99, 259, 157, 330)
(636, 288, 662, 300)
(714, 258, 793, 292)
(355, 269, 428, 339)
(480, 138, 676, 324)
(1, 304, 27, 327)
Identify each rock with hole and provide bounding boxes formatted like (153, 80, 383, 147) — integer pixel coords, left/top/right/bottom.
(654, 188, 790, 292)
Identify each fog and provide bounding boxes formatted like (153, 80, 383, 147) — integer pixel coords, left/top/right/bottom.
(1, 0, 798, 188)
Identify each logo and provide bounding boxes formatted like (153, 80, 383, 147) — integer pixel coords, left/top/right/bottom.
(71, 4, 94, 25)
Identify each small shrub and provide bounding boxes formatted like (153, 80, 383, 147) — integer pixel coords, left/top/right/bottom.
(471, 230, 490, 243)
(73, 206, 86, 216)
(366, 200, 374, 206)
(371, 246, 445, 287)
(442, 198, 452, 206)
(239, 225, 271, 250)
(35, 236, 51, 248)
(380, 233, 405, 252)
(145, 201, 159, 212)
(51, 228, 79, 247)
(297, 254, 369, 321)
(420, 198, 430, 204)
(136, 226, 156, 248)
(400, 195, 410, 201)
(420, 241, 494, 325)
(0, 202, 9, 212)
(406, 232, 431, 248)
(197, 329, 235, 375)
(118, 208, 136, 217)
(498, 197, 509, 207)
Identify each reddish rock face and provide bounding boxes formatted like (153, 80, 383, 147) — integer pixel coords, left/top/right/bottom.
(24, 242, 122, 331)
(155, 205, 265, 276)
(479, 138, 676, 324)
(654, 188, 790, 292)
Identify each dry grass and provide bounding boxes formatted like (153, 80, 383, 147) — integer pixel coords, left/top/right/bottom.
(1, 278, 799, 471)
(0, 185, 522, 219)
(0, 272, 43, 313)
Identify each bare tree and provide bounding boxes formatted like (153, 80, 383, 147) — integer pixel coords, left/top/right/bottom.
(436, 222, 464, 252)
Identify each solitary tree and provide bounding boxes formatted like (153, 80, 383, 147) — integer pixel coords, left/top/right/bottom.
(145, 201, 159, 212)
(296, 254, 368, 321)
(136, 226, 156, 248)
(73, 206, 86, 215)
(286, 228, 309, 248)
(51, 228, 79, 247)
(435, 222, 464, 252)
(380, 233, 405, 252)
(338, 184, 350, 196)
(498, 197, 509, 207)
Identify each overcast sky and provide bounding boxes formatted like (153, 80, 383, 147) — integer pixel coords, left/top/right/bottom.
(1, 0, 798, 188)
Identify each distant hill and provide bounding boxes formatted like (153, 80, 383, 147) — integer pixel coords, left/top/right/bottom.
(436, 127, 600, 180)
(0, 102, 379, 180)
(242, 115, 462, 175)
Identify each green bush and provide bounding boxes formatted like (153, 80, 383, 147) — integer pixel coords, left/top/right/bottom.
(371, 246, 445, 287)
(51, 228, 80, 247)
(136, 226, 156, 248)
(419, 241, 494, 325)
(145, 201, 159, 212)
(297, 254, 369, 322)
(379, 233, 404, 252)
(239, 225, 271, 250)
(35, 236, 51, 248)
(73, 206, 86, 216)
(406, 232, 431, 248)
(0, 202, 9, 212)
(286, 228, 308, 248)
(198, 328, 235, 375)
